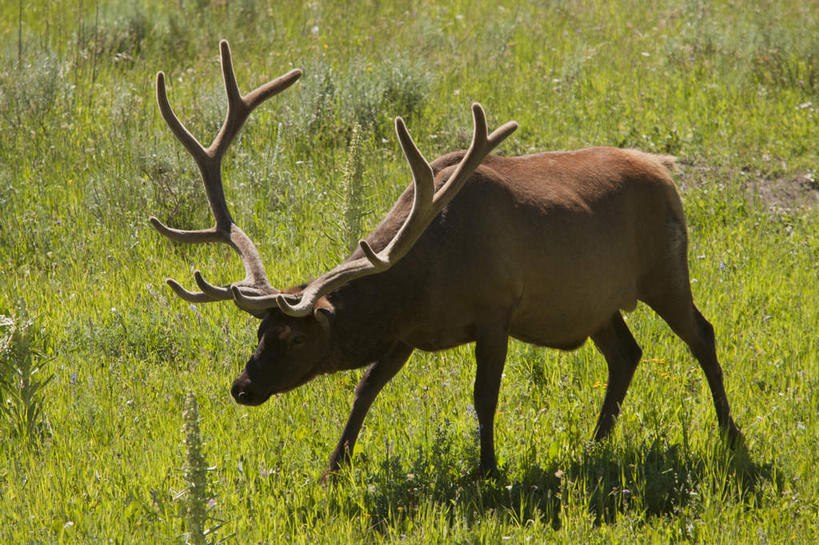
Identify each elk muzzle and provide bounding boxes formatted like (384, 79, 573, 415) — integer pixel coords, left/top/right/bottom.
(231, 371, 267, 406)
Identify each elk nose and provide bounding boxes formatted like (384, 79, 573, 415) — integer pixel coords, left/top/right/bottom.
(231, 383, 250, 404)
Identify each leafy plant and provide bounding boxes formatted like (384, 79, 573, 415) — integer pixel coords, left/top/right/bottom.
(0, 304, 52, 442)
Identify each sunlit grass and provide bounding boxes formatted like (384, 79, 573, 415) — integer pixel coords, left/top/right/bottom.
(1, 0, 817, 543)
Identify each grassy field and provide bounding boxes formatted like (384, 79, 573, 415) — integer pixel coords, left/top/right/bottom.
(1, 0, 817, 543)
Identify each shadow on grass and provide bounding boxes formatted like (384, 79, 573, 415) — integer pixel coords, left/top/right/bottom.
(339, 435, 780, 533)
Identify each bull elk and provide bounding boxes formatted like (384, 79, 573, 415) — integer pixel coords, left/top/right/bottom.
(150, 41, 742, 478)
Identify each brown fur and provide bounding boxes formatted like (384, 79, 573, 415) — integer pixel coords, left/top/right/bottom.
(230, 146, 743, 478)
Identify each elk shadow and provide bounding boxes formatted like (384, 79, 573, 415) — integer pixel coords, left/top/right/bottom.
(348, 436, 779, 532)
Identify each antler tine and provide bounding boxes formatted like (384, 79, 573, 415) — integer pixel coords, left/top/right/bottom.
(433, 103, 518, 206)
(355, 117, 435, 270)
(156, 71, 209, 165)
(275, 103, 518, 317)
(219, 39, 244, 114)
(147, 216, 220, 243)
(151, 40, 301, 309)
(210, 40, 302, 159)
(166, 278, 218, 303)
(394, 117, 435, 205)
(194, 270, 232, 299)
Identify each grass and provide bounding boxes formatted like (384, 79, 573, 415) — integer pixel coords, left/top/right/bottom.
(0, 0, 817, 543)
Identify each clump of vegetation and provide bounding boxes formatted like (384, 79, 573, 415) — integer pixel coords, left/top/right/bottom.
(347, 59, 430, 137)
(288, 55, 430, 147)
(178, 392, 228, 545)
(0, 52, 68, 136)
(139, 147, 209, 230)
(74, 6, 150, 70)
(340, 122, 368, 253)
(0, 304, 52, 442)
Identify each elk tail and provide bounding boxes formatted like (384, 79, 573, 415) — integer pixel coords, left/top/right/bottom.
(653, 154, 678, 174)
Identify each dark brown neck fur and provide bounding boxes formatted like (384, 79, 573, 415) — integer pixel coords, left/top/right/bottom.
(323, 271, 408, 370)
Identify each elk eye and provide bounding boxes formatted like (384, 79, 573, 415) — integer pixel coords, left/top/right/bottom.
(291, 334, 307, 347)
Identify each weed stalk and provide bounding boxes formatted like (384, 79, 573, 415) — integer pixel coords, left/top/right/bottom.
(341, 122, 366, 252)
(181, 392, 227, 545)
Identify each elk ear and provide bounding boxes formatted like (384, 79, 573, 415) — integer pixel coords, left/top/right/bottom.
(313, 297, 335, 331)
(248, 308, 269, 320)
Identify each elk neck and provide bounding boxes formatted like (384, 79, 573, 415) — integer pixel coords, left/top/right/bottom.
(322, 266, 413, 371)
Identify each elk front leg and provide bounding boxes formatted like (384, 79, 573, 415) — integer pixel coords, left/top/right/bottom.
(322, 342, 413, 481)
(473, 325, 510, 475)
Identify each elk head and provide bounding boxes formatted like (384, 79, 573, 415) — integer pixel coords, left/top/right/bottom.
(150, 41, 517, 406)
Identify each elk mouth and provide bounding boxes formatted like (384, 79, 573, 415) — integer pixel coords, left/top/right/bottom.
(231, 382, 272, 406)
(231, 368, 317, 406)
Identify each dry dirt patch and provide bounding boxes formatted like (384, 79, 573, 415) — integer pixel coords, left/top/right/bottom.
(745, 172, 819, 212)
(677, 163, 818, 212)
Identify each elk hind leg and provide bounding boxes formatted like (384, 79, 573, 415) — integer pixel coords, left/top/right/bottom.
(591, 312, 643, 441)
(643, 279, 742, 446)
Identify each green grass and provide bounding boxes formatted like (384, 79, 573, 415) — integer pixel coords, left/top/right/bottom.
(1, 0, 817, 543)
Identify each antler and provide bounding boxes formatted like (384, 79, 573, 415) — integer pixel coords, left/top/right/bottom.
(149, 40, 301, 313)
(233, 103, 518, 316)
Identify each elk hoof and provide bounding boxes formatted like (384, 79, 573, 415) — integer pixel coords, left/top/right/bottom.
(319, 467, 340, 485)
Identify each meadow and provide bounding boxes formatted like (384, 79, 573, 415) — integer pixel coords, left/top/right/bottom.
(0, 0, 817, 543)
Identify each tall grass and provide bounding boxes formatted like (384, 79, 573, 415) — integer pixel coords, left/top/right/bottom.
(0, 0, 816, 543)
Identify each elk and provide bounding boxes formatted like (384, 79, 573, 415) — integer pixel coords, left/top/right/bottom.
(150, 41, 742, 478)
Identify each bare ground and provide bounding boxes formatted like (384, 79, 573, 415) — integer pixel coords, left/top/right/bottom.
(677, 163, 819, 212)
